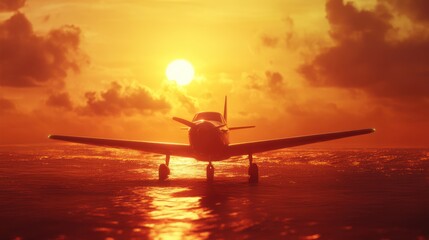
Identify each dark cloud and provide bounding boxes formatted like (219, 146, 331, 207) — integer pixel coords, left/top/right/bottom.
(46, 92, 73, 110)
(387, 0, 429, 23)
(0, 0, 25, 12)
(299, 0, 429, 100)
(245, 71, 286, 95)
(0, 96, 15, 113)
(0, 12, 86, 87)
(265, 71, 285, 94)
(79, 82, 170, 116)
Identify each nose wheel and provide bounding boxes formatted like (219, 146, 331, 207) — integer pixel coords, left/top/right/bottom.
(159, 155, 170, 181)
(248, 154, 259, 183)
(206, 162, 214, 182)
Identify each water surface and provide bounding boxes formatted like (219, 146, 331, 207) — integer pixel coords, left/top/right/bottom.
(0, 145, 428, 239)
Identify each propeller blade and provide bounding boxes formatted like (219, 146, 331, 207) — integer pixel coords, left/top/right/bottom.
(172, 117, 196, 128)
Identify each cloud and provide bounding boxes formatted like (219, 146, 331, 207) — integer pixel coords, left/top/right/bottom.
(46, 92, 73, 110)
(387, 0, 429, 24)
(298, 0, 429, 100)
(0, 0, 25, 12)
(245, 71, 286, 95)
(0, 12, 86, 87)
(176, 92, 197, 113)
(265, 71, 285, 94)
(162, 84, 198, 113)
(260, 35, 279, 48)
(79, 82, 170, 116)
(260, 17, 294, 49)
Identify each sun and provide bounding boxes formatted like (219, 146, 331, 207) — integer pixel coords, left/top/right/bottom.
(165, 59, 195, 85)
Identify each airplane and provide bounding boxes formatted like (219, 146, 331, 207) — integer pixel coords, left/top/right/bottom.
(49, 96, 375, 183)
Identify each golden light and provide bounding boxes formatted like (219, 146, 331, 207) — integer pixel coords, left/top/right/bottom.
(165, 59, 195, 85)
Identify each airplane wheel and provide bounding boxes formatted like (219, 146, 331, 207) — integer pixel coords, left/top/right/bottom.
(206, 164, 214, 182)
(248, 163, 259, 183)
(159, 164, 170, 181)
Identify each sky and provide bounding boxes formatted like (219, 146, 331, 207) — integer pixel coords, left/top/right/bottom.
(0, 0, 428, 147)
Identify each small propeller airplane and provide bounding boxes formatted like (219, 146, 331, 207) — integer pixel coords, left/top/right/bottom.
(49, 96, 375, 183)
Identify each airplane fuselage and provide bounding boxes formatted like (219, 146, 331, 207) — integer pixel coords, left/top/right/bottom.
(188, 119, 230, 161)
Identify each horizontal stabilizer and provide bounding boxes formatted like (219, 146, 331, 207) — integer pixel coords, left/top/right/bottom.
(229, 126, 255, 131)
(172, 117, 195, 128)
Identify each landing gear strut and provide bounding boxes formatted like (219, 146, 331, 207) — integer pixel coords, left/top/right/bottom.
(159, 155, 170, 181)
(248, 154, 259, 183)
(206, 162, 214, 182)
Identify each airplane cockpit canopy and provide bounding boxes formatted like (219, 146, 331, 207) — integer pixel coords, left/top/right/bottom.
(193, 112, 225, 123)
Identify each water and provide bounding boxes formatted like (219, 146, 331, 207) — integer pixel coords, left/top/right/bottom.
(0, 145, 428, 239)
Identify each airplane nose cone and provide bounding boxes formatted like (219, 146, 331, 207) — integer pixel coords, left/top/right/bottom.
(199, 121, 214, 127)
(189, 121, 219, 138)
(193, 122, 216, 136)
(194, 121, 215, 133)
(189, 120, 225, 158)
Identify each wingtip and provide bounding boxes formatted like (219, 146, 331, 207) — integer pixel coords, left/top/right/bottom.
(48, 134, 58, 139)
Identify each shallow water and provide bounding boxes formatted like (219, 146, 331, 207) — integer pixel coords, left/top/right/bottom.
(0, 145, 428, 239)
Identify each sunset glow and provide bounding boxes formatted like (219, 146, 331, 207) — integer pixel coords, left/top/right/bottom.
(0, 0, 428, 147)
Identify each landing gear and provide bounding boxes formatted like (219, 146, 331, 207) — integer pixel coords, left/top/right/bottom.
(206, 162, 214, 182)
(248, 154, 259, 183)
(159, 155, 170, 181)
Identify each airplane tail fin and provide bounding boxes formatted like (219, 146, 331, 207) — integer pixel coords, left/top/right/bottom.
(224, 96, 227, 123)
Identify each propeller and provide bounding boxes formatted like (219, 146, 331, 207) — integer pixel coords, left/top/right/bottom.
(172, 117, 196, 128)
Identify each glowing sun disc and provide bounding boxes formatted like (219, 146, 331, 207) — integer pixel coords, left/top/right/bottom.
(166, 59, 195, 85)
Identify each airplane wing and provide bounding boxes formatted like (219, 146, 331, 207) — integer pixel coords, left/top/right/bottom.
(48, 135, 194, 158)
(227, 128, 375, 156)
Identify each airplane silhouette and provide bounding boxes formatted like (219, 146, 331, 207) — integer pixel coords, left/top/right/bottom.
(49, 96, 375, 183)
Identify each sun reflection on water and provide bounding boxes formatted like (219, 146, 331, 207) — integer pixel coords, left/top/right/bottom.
(144, 187, 210, 240)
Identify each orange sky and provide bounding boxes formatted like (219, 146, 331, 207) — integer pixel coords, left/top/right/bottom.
(1, 0, 428, 147)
